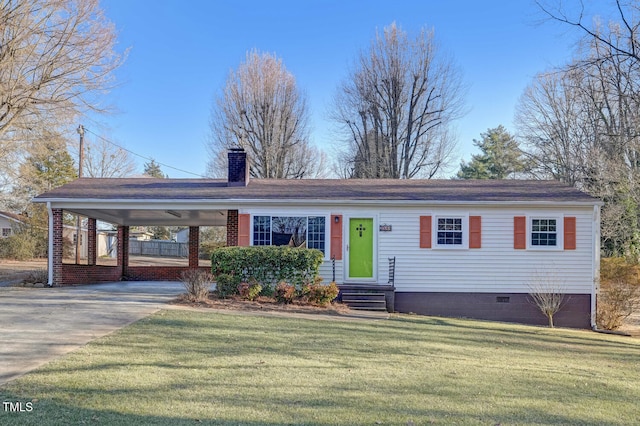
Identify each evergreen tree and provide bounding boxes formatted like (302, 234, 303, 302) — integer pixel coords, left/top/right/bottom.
(2, 137, 77, 259)
(457, 126, 526, 179)
(143, 159, 167, 178)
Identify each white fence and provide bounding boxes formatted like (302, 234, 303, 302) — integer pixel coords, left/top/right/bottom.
(128, 240, 188, 258)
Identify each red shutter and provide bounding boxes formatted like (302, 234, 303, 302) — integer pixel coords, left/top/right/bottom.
(420, 216, 432, 248)
(330, 214, 343, 260)
(238, 214, 250, 246)
(564, 217, 576, 250)
(514, 216, 526, 249)
(469, 216, 482, 249)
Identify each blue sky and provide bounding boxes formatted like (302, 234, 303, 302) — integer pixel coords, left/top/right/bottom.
(92, 0, 589, 178)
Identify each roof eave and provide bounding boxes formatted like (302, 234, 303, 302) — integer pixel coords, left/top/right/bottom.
(35, 197, 603, 208)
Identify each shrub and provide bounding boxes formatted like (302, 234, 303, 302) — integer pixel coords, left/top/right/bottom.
(527, 269, 567, 328)
(598, 281, 640, 330)
(23, 269, 48, 284)
(303, 281, 339, 307)
(0, 232, 37, 261)
(180, 269, 214, 302)
(238, 278, 262, 301)
(275, 281, 296, 304)
(259, 284, 275, 298)
(211, 246, 324, 287)
(215, 273, 240, 299)
(597, 258, 640, 330)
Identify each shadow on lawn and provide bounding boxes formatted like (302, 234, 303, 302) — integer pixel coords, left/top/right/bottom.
(0, 392, 296, 426)
(0, 387, 623, 426)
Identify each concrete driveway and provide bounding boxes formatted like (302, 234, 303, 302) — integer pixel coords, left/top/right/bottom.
(0, 281, 187, 385)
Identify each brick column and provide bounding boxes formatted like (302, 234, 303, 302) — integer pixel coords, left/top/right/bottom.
(188, 226, 199, 268)
(226, 210, 238, 246)
(52, 208, 64, 286)
(87, 218, 97, 266)
(117, 226, 129, 277)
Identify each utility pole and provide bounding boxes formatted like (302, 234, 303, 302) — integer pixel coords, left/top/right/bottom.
(75, 124, 85, 264)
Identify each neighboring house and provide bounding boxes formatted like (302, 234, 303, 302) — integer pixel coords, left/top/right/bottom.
(174, 228, 189, 243)
(34, 149, 602, 328)
(0, 211, 24, 238)
(96, 229, 155, 259)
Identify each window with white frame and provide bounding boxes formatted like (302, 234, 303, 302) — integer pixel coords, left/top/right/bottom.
(531, 218, 557, 247)
(436, 217, 463, 246)
(253, 216, 271, 246)
(1, 228, 11, 238)
(252, 215, 326, 254)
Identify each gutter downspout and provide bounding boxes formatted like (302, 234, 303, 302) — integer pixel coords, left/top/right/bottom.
(590, 204, 601, 329)
(589, 204, 631, 336)
(47, 202, 54, 287)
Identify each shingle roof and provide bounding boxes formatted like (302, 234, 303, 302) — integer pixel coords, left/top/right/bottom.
(0, 210, 24, 222)
(34, 178, 599, 204)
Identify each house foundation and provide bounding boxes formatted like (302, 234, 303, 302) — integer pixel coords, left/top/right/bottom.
(394, 292, 592, 329)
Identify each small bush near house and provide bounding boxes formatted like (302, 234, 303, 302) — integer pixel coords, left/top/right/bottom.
(23, 269, 48, 285)
(275, 281, 296, 304)
(215, 273, 240, 299)
(303, 281, 340, 307)
(597, 258, 640, 330)
(527, 269, 568, 328)
(238, 278, 262, 301)
(180, 269, 214, 302)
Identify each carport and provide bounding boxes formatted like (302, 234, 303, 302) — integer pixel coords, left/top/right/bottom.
(34, 150, 250, 287)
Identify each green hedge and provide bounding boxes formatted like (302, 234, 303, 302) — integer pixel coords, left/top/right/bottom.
(211, 246, 325, 287)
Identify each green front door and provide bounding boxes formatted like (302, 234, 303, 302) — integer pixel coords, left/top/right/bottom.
(349, 218, 374, 279)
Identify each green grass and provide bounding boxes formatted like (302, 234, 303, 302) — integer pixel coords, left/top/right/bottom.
(1, 310, 639, 425)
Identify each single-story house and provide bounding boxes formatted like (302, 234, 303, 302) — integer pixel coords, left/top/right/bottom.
(0, 210, 24, 238)
(34, 149, 602, 328)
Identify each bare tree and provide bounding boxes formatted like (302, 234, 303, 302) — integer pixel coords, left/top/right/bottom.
(518, 2, 640, 257)
(0, 0, 124, 138)
(207, 50, 325, 179)
(515, 68, 600, 186)
(81, 136, 137, 178)
(331, 22, 466, 179)
(528, 268, 569, 328)
(536, 0, 640, 64)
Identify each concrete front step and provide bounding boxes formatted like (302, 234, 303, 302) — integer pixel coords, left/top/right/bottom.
(341, 292, 388, 311)
(341, 292, 386, 301)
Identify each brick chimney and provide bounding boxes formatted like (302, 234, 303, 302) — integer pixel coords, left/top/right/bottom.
(227, 148, 249, 187)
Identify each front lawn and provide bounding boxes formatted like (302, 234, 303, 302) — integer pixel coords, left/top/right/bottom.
(1, 310, 639, 425)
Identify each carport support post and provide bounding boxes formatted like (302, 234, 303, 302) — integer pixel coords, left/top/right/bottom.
(227, 210, 238, 246)
(50, 206, 63, 286)
(117, 226, 129, 278)
(188, 226, 199, 268)
(87, 218, 97, 266)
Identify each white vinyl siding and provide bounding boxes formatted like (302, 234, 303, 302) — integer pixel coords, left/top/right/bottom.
(378, 207, 594, 294)
(242, 205, 596, 294)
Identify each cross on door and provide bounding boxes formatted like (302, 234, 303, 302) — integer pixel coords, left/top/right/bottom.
(356, 223, 366, 237)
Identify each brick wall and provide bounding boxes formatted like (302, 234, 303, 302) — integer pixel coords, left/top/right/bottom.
(60, 264, 122, 285)
(60, 265, 211, 285)
(125, 266, 210, 281)
(227, 210, 238, 246)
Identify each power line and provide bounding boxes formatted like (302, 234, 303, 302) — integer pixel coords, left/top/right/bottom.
(82, 127, 207, 178)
